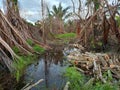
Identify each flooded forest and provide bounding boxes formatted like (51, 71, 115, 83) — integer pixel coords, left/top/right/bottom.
(0, 0, 120, 90)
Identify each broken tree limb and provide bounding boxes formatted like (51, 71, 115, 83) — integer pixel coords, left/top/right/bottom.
(0, 36, 18, 59)
(63, 81, 70, 90)
(21, 79, 44, 90)
(0, 10, 34, 53)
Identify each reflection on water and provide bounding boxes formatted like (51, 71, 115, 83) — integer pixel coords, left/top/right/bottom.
(24, 50, 67, 90)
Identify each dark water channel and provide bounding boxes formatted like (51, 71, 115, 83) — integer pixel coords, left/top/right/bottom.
(0, 47, 70, 90)
(21, 49, 68, 90)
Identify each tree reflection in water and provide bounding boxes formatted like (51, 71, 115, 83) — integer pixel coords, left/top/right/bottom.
(43, 50, 65, 88)
(24, 49, 67, 90)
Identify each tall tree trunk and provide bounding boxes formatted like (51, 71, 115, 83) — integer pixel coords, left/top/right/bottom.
(71, 0, 75, 13)
(78, 0, 81, 15)
(41, 0, 46, 43)
(92, 0, 99, 47)
(103, 14, 110, 46)
(6, 0, 19, 16)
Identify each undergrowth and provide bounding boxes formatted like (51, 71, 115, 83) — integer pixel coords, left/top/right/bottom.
(54, 33, 76, 44)
(27, 39, 45, 53)
(33, 44, 45, 53)
(64, 67, 119, 90)
(12, 39, 45, 81)
(55, 33, 76, 39)
(13, 55, 37, 82)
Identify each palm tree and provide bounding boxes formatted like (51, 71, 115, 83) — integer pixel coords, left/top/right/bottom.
(48, 3, 71, 33)
(41, 0, 46, 43)
(6, 0, 19, 15)
(51, 3, 71, 20)
(86, 0, 100, 13)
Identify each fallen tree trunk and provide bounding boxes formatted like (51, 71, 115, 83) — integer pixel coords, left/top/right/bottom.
(0, 7, 50, 71)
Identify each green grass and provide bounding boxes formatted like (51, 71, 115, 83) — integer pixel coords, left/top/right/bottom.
(64, 67, 119, 90)
(12, 46, 20, 54)
(33, 44, 45, 53)
(54, 33, 76, 44)
(12, 40, 45, 81)
(64, 67, 85, 90)
(55, 33, 76, 39)
(26, 39, 34, 46)
(26, 39, 45, 53)
(13, 55, 37, 82)
(93, 82, 118, 90)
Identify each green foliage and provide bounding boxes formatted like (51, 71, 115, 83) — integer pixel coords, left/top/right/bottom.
(64, 67, 84, 90)
(26, 39, 45, 53)
(12, 46, 20, 53)
(90, 36, 102, 49)
(48, 3, 71, 21)
(94, 82, 118, 90)
(33, 44, 45, 53)
(56, 33, 76, 39)
(115, 16, 120, 27)
(13, 55, 37, 82)
(12, 0, 18, 5)
(64, 67, 119, 90)
(26, 39, 34, 46)
(54, 33, 76, 44)
(90, 36, 95, 48)
(93, 0, 99, 11)
(85, 0, 100, 11)
(12, 40, 45, 81)
(107, 70, 113, 81)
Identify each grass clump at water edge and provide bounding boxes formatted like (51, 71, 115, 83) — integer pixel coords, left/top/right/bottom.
(33, 44, 45, 53)
(12, 41, 45, 82)
(64, 67, 119, 90)
(26, 39, 45, 53)
(13, 55, 37, 82)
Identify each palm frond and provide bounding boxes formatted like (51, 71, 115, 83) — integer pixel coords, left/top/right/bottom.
(47, 6, 52, 17)
(63, 12, 72, 20)
(52, 5, 58, 15)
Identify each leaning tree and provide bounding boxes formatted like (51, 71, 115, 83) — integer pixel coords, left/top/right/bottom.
(0, 0, 49, 71)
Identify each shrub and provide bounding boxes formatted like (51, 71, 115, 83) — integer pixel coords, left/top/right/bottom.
(33, 44, 45, 53)
(56, 33, 76, 39)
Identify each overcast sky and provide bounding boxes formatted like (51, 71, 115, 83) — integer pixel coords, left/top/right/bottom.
(18, 0, 79, 23)
(0, 0, 118, 23)
(0, 0, 82, 23)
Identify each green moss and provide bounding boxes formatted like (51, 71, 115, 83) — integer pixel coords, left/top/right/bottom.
(33, 44, 45, 53)
(55, 33, 76, 39)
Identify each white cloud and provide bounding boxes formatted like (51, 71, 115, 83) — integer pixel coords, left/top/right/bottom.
(20, 9, 41, 22)
(20, 10, 39, 17)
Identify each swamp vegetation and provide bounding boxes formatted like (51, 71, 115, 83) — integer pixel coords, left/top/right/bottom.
(0, 0, 120, 90)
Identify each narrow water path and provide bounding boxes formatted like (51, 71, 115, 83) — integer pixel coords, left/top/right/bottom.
(21, 49, 68, 90)
(0, 46, 69, 90)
